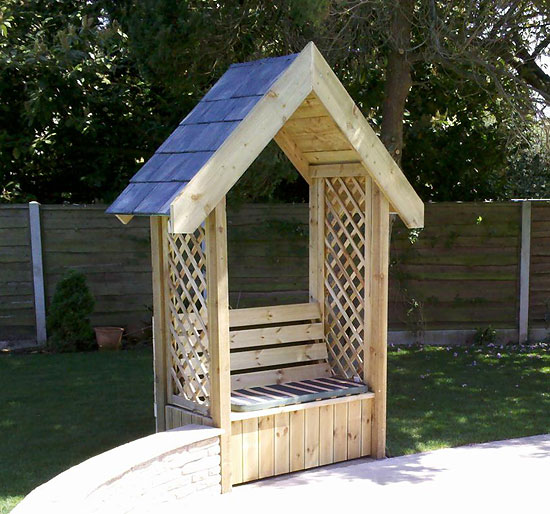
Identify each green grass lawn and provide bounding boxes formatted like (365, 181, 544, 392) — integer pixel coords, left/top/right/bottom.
(0, 347, 155, 514)
(1, 342, 549, 513)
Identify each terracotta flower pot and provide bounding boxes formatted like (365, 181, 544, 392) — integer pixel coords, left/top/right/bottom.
(94, 327, 124, 351)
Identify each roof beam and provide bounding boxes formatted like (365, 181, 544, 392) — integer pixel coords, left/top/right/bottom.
(311, 46, 424, 229)
(274, 126, 311, 183)
(170, 44, 314, 234)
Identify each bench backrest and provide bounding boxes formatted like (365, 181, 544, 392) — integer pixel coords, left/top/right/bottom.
(229, 302, 331, 390)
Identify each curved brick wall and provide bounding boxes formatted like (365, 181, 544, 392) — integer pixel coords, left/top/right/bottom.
(13, 425, 223, 514)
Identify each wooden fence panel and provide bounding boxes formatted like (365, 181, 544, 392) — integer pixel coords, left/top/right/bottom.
(389, 203, 521, 331)
(529, 202, 550, 328)
(40, 206, 152, 334)
(0, 206, 35, 341)
(0, 201, 544, 343)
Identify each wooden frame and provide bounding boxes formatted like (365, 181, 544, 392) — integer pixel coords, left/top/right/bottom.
(115, 41, 424, 494)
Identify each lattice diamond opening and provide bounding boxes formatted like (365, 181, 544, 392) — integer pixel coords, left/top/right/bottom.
(324, 177, 366, 379)
(166, 227, 210, 412)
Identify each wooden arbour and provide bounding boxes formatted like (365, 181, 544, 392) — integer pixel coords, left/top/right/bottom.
(109, 42, 424, 493)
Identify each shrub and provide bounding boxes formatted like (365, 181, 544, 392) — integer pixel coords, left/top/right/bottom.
(47, 270, 95, 352)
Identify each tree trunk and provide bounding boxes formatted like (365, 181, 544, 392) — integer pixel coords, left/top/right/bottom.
(380, 0, 414, 167)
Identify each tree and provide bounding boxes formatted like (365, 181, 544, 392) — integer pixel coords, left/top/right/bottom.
(1, 1, 549, 204)
(0, 0, 166, 203)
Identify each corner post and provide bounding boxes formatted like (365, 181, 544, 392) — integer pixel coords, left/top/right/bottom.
(150, 217, 168, 432)
(367, 183, 389, 458)
(309, 178, 325, 313)
(28, 201, 47, 346)
(206, 198, 232, 493)
(519, 201, 531, 343)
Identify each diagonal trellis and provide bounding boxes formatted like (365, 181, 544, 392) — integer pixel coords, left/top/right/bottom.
(166, 227, 210, 412)
(324, 177, 366, 379)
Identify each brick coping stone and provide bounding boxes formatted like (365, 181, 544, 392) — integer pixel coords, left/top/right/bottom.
(12, 425, 223, 514)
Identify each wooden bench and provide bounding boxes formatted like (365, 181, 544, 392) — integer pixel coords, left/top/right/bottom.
(228, 302, 374, 483)
(229, 301, 368, 411)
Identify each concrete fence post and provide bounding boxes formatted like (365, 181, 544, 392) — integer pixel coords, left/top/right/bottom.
(518, 201, 531, 343)
(28, 201, 47, 345)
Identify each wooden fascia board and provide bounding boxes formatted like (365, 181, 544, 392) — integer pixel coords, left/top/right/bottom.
(310, 46, 424, 229)
(169, 44, 314, 234)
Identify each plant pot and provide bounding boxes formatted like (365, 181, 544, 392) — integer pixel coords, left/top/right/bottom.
(94, 327, 124, 351)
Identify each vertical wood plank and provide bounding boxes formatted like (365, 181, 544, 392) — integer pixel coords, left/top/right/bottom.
(333, 402, 348, 462)
(206, 198, 232, 492)
(165, 406, 173, 430)
(519, 201, 531, 343)
(290, 410, 305, 471)
(274, 412, 290, 475)
(319, 404, 334, 465)
(304, 406, 320, 468)
(368, 183, 389, 459)
(258, 415, 275, 479)
(28, 201, 46, 345)
(231, 421, 243, 485)
(347, 400, 361, 459)
(360, 398, 373, 457)
(150, 216, 168, 432)
(242, 417, 259, 482)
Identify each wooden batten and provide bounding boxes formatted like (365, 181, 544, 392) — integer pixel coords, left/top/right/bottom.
(205, 198, 232, 492)
(309, 163, 365, 178)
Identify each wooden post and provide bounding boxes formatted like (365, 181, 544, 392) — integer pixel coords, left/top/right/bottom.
(29, 201, 47, 345)
(519, 201, 531, 343)
(150, 216, 168, 432)
(206, 198, 232, 493)
(367, 183, 389, 459)
(309, 178, 324, 312)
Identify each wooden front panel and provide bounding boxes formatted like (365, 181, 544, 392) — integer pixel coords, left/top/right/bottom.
(230, 396, 373, 485)
(165, 405, 214, 429)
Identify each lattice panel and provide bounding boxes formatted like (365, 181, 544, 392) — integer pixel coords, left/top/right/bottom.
(324, 177, 366, 379)
(166, 227, 210, 412)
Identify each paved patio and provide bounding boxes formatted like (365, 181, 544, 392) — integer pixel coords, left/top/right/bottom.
(192, 434, 550, 513)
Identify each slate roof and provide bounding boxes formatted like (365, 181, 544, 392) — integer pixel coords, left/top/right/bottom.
(107, 53, 299, 216)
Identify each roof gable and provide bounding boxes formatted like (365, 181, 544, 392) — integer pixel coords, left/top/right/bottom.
(108, 43, 424, 231)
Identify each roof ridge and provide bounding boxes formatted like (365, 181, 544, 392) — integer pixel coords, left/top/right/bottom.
(229, 52, 299, 68)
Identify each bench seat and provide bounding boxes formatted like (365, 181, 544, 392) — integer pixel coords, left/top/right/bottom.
(230, 376, 369, 412)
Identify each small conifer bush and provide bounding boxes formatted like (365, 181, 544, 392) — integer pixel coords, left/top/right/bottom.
(47, 270, 95, 352)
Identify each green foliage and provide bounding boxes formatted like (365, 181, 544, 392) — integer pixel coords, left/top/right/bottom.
(504, 129, 550, 199)
(0, 0, 548, 204)
(47, 270, 95, 352)
(0, 0, 166, 203)
(473, 326, 497, 345)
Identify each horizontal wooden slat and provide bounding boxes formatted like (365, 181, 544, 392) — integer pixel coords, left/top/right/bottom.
(309, 163, 365, 178)
(231, 342, 328, 371)
(230, 322, 323, 349)
(231, 362, 331, 390)
(229, 302, 321, 328)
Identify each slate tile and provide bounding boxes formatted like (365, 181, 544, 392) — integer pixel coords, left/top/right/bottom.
(133, 182, 183, 214)
(105, 183, 154, 214)
(130, 153, 171, 183)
